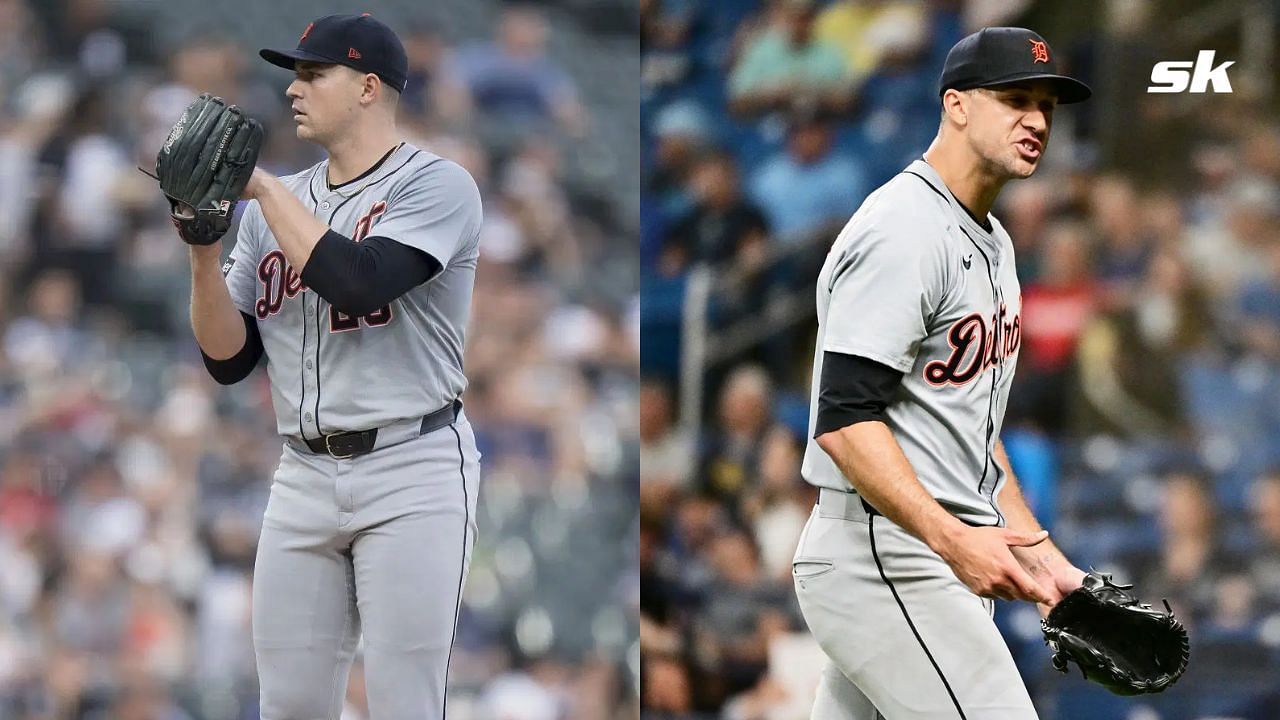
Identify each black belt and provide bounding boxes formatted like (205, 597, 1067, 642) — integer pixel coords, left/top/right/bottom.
(303, 399, 461, 459)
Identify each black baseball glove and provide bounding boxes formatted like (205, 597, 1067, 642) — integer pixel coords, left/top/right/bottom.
(155, 93, 263, 245)
(1041, 571, 1190, 696)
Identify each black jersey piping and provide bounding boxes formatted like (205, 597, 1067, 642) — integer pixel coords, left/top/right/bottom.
(444, 422, 471, 720)
(313, 292, 323, 436)
(309, 151, 432, 435)
(327, 142, 403, 191)
(869, 515, 968, 719)
(298, 269, 310, 440)
(307, 164, 321, 206)
(903, 170, 950, 206)
(902, 171, 1005, 526)
(956, 225, 1006, 527)
(904, 167, 992, 232)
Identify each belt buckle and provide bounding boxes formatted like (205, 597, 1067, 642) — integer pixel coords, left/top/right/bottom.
(324, 434, 355, 460)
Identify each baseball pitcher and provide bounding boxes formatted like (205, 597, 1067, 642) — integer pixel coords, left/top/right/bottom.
(152, 13, 482, 719)
(793, 28, 1091, 719)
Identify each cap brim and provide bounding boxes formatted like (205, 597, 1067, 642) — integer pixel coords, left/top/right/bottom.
(259, 47, 343, 71)
(978, 72, 1092, 104)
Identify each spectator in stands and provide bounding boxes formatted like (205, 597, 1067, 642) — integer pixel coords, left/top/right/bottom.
(3, 270, 92, 384)
(36, 0, 150, 75)
(813, 0, 927, 85)
(742, 427, 809, 582)
(698, 365, 772, 503)
(1203, 571, 1259, 636)
(640, 377, 694, 490)
(648, 100, 715, 225)
(748, 110, 864, 244)
(0, 449, 56, 547)
(642, 655, 695, 718)
(0, 0, 44, 106)
(727, 0, 852, 119)
(999, 179, 1055, 278)
(668, 494, 726, 590)
(668, 151, 770, 271)
(49, 546, 132, 702)
(1090, 174, 1152, 308)
(1142, 471, 1226, 623)
(640, 0, 699, 97)
(455, 5, 587, 136)
(1141, 189, 1188, 254)
(1071, 248, 1211, 438)
(1235, 238, 1280, 361)
(1248, 471, 1280, 609)
(1185, 177, 1280, 300)
(28, 88, 138, 308)
(399, 20, 471, 129)
(1013, 221, 1097, 433)
(639, 522, 683, 658)
(691, 530, 790, 706)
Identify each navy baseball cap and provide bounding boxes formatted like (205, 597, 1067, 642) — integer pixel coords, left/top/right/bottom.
(938, 27, 1091, 104)
(260, 13, 408, 93)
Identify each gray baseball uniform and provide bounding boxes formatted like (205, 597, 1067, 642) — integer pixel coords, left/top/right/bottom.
(792, 159, 1037, 719)
(223, 142, 482, 719)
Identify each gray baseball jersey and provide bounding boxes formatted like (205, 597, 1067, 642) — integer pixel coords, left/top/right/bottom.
(801, 159, 1022, 527)
(218, 141, 483, 718)
(793, 159, 1036, 720)
(223, 141, 481, 438)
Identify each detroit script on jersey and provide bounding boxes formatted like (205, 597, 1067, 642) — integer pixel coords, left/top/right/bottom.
(254, 199, 392, 332)
(924, 303, 1022, 387)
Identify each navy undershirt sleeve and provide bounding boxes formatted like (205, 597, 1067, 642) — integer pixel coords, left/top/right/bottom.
(201, 311, 264, 385)
(300, 230, 443, 316)
(814, 351, 905, 438)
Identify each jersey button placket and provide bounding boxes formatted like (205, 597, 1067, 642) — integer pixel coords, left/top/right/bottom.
(301, 299, 320, 438)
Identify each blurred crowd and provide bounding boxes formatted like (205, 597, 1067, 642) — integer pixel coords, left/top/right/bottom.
(0, 0, 639, 718)
(641, 1, 1280, 718)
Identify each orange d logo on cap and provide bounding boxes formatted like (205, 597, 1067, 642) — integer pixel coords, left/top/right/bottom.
(1029, 39, 1049, 64)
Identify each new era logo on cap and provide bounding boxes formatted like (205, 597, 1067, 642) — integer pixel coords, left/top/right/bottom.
(348, 48, 362, 59)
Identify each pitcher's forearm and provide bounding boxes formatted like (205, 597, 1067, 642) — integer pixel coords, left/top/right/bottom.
(189, 244, 247, 359)
(254, 174, 328, 271)
(995, 441, 1072, 574)
(817, 421, 967, 552)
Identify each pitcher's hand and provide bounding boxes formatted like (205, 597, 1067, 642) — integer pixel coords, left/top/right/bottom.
(934, 526, 1054, 603)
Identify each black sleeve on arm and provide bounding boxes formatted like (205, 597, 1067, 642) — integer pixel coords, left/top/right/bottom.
(814, 351, 905, 438)
(201, 311, 264, 385)
(299, 230, 442, 316)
